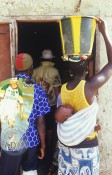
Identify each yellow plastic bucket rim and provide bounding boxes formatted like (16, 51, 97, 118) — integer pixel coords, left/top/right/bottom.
(58, 16, 98, 22)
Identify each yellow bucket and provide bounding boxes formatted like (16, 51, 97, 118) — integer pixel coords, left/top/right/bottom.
(59, 16, 97, 62)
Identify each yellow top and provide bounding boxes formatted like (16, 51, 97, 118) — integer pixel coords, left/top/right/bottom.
(61, 80, 89, 112)
(61, 80, 97, 140)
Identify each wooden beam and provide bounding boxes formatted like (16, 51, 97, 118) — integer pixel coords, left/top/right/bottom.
(10, 20, 16, 78)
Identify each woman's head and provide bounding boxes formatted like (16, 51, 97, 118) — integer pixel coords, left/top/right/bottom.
(68, 60, 88, 77)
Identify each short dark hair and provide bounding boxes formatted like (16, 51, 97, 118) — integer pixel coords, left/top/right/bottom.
(68, 60, 88, 76)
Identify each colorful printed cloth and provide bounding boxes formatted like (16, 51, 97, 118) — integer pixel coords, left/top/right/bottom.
(58, 142, 99, 175)
(0, 74, 50, 152)
(32, 61, 61, 106)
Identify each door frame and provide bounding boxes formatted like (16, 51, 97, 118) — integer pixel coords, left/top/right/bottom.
(0, 19, 16, 78)
(0, 16, 100, 78)
(15, 15, 64, 55)
(0, 16, 64, 78)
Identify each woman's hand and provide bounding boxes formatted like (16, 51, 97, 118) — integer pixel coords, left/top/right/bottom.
(97, 18, 107, 34)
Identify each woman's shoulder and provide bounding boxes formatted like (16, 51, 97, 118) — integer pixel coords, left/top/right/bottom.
(61, 83, 67, 89)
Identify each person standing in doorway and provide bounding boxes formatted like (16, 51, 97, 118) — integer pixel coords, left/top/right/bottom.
(0, 53, 50, 175)
(32, 49, 61, 160)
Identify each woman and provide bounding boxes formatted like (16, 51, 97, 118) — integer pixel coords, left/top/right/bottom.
(57, 19, 112, 175)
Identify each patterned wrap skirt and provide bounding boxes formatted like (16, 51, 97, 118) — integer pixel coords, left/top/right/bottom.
(58, 142, 100, 175)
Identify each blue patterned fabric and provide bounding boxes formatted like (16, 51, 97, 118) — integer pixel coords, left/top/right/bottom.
(16, 74, 50, 148)
(58, 142, 99, 175)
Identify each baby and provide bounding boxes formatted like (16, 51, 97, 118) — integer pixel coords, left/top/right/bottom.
(55, 105, 101, 133)
(54, 105, 74, 123)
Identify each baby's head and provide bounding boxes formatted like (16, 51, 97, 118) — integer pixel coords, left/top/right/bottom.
(55, 105, 74, 123)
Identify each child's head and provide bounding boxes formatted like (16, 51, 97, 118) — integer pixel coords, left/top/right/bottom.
(55, 105, 74, 123)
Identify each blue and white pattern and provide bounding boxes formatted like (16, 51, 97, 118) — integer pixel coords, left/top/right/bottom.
(16, 74, 50, 148)
(58, 142, 99, 175)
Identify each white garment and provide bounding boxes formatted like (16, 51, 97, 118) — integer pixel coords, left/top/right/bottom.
(0, 86, 20, 123)
(22, 170, 38, 175)
(57, 98, 99, 146)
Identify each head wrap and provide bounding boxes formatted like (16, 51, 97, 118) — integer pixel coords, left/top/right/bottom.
(41, 50, 55, 59)
(15, 53, 33, 71)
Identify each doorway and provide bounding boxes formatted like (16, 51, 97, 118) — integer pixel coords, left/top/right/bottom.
(17, 21, 68, 82)
(17, 21, 96, 83)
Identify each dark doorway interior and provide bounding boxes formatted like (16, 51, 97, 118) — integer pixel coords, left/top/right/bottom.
(18, 22, 68, 83)
(18, 22, 96, 83)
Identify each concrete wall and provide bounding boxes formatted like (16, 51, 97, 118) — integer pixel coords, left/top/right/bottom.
(0, 0, 112, 17)
(97, 17, 112, 175)
(0, 0, 112, 174)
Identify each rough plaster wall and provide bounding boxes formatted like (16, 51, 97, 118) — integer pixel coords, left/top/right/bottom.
(0, 0, 112, 174)
(97, 17, 112, 175)
(0, 0, 111, 17)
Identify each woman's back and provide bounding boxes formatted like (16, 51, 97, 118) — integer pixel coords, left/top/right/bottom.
(61, 80, 89, 112)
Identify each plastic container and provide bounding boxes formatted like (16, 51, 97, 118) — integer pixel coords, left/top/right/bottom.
(59, 16, 97, 61)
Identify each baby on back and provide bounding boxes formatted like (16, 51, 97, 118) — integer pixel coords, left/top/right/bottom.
(55, 105, 74, 123)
